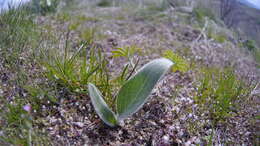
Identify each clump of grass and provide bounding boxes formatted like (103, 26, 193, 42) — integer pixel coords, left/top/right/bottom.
(41, 42, 108, 93)
(194, 67, 253, 125)
(0, 6, 39, 68)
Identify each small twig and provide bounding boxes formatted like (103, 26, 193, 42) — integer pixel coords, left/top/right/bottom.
(250, 83, 260, 96)
(190, 18, 209, 50)
(126, 58, 140, 80)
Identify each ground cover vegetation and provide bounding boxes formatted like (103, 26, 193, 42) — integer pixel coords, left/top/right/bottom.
(0, 0, 259, 145)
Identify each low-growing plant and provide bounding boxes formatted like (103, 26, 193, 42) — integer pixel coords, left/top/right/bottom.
(195, 67, 253, 125)
(56, 12, 71, 22)
(97, 0, 112, 7)
(80, 28, 96, 44)
(207, 27, 227, 43)
(241, 39, 260, 65)
(253, 50, 260, 66)
(212, 33, 226, 43)
(41, 42, 107, 93)
(112, 45, 142, 67)
(31, 0, 60, 15)
(88, 58, 173, 126)
(243, 39, 258, 52)
(163, 50, 189, 73)
(0, 98, 50, 145)
(0, 5, 39, 68)
(134, 2, 167, 21)
(193, 7, 216, 26)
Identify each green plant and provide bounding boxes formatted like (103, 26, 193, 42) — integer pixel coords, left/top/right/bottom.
(242, 40, 260, 65)
(112, 45, 142, 67)
(97, 0, 112, 7)
(253, 50, 260, 66)
(0, 98, 50, 145)
(195, 67, 253, 124)
(88, 58, 173, 126)
(213, 34, 226, 43)
(41, 42, 106, 92)
(193, 7, 216, 25)
(163, 50, 189, 73)
(80, 28, 96, 44)
(135, 4, 166, 21)
(243, 39, 257, 52)
(207, 27, 227, 43)
(31, 0, 60, 14)
(0, 5, 38, 68)
(56, 12, 71, 22)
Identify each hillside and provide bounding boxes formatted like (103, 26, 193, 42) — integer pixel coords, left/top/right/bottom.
(0, 0, 259, 145)
(194, 0, 260, 53)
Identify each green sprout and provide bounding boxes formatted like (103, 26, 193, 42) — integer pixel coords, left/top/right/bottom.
(163, 50, 189, 73)
(88, 58, 174, 127)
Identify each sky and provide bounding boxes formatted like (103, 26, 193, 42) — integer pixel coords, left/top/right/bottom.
(247, 0, 260, 6)
(240, 0, 260, 9)
(0, 0, 30, 11)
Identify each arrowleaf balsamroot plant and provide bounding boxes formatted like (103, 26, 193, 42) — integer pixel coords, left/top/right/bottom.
(88, 58, 174, 127)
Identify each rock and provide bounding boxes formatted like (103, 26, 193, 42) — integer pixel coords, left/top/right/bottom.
(73, 122, 84, 128)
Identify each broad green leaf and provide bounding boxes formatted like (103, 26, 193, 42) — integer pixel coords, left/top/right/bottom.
(88, 83, 117, 127)
(116, 58, 174, 121)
